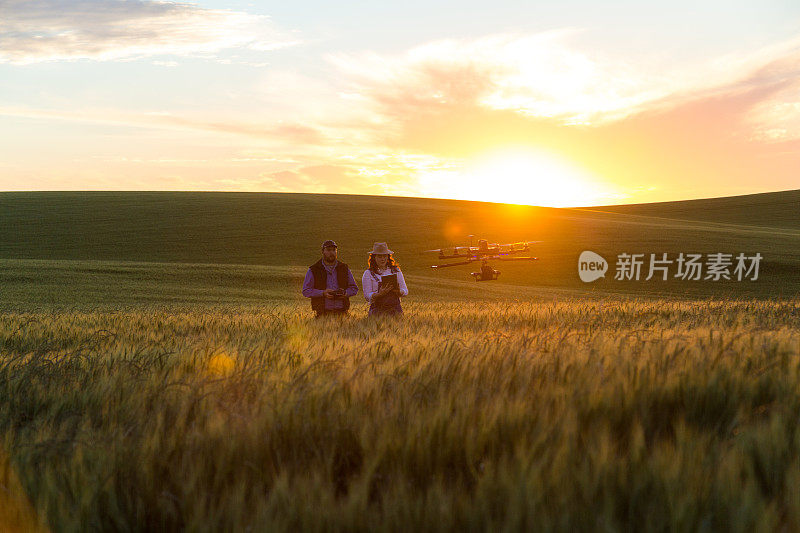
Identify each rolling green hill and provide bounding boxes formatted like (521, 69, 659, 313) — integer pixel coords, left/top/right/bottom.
(594, 189, 800, 229)
(0, 190, 797, 307)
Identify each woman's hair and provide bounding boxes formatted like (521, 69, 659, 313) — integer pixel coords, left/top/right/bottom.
(368, 253, 400, 273)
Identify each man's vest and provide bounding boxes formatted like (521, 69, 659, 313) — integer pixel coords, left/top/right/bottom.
(309, 259, 351, 314)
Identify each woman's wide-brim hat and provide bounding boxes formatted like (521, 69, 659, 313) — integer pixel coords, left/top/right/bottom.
(369, 242, 393, 255)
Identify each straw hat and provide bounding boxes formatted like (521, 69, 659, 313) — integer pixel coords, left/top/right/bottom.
(369, 242, 393, 255)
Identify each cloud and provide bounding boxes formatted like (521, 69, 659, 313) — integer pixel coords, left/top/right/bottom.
(330, 31, 800, 129)
(145, 113, 325, 145)
(258, 163, 406, 195)
(4, 24, 799, 202)
(330, 31, 680, 126)
(258, 168, 333, 193)
(0, 104, 325, 146)
(0, 0, 299, 64)
(324, 32, 800, 200)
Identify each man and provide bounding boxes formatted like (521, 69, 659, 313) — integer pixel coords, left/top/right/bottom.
(302, 240, 359, 317)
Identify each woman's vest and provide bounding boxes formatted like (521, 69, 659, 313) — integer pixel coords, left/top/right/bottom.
(368, 267, 402, 315)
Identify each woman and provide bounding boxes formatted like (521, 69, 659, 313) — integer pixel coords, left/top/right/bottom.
(362, 242, 408, 316)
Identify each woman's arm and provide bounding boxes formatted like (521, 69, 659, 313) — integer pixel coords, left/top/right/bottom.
(362, 270, 376, 302)
(396, 270, 408, 297)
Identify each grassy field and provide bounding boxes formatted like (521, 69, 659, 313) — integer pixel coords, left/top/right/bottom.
(1, 300, 799, 531)
(0, 191, 798, 530)
(0, 190, 797, 299)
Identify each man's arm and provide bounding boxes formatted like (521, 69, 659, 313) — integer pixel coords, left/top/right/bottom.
(301, 269, 324, 298)
(345, 268, 359, 297)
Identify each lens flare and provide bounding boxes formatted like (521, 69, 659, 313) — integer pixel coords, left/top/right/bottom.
(207, 352, 235, 376)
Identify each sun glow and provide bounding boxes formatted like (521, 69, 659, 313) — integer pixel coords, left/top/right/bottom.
(418, 148, 614, 207)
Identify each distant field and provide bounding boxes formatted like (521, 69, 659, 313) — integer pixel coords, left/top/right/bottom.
(0, 259, 586, 311)
(596, 189, 800, 229)
(0, 190, 797, 303)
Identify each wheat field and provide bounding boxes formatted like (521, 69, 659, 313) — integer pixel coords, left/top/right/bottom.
(1, 298, 798, 531)
(0, 190, 797, 530)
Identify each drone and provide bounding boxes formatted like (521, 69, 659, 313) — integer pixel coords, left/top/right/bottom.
(427, 235, 540, 281)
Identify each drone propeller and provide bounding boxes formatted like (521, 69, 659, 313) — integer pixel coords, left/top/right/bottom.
(425, 245, 474, 250)
(431, 260, 475, 269)
(496, 256, 539, 261)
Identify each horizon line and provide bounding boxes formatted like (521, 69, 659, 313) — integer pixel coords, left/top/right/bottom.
(0, 188, 796, 210)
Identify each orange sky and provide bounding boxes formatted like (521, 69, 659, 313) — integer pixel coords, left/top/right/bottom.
(1, 2, 799, 206)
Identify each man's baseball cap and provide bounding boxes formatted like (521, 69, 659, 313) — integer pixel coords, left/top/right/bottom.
(322, 240, 338, 249)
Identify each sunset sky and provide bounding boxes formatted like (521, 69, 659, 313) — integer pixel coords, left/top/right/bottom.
(1, 1, 799, 206)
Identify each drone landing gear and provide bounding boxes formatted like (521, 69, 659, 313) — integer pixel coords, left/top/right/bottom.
(471, 263, 500, 282)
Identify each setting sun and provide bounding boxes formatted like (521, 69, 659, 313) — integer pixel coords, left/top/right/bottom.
(419, 148, 616, 207)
